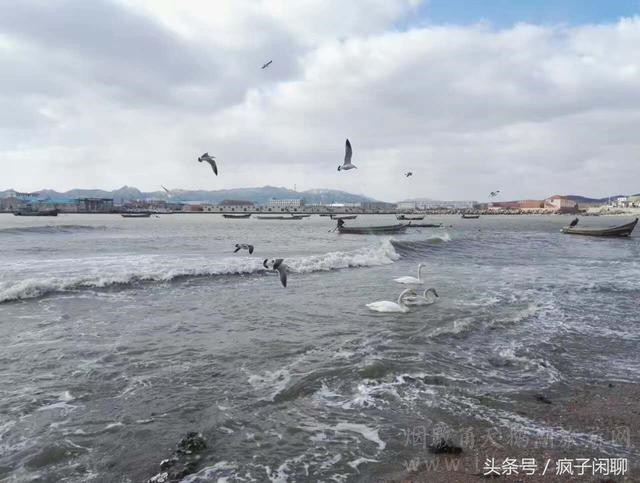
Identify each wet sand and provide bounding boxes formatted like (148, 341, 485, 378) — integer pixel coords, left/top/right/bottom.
(378, 382, 640, 482)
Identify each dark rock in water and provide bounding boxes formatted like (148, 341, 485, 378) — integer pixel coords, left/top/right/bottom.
(429, 438, 462, 455)
(534, 393, 552, 404)
(159, 457, 178, 471)
(177, 432, 207, 454)
(147, 433, 208, 483)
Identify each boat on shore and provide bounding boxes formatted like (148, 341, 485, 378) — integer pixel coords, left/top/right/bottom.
(561, 218, 638, 237)
(330, 214, 357, 220)
(13, 209, 59, 217)
(337, 223, 408, 234)
(121, 212, 151, 218)
(255, 215, 304, 220)
(461, 214, 480, 219)
(396, 214, 425, 220)
(222, 213, 251, 219)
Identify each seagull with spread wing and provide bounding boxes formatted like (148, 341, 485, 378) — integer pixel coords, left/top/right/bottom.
(263, 258, 288, 287)
(338, 139, 357, 171)
(198, 153, 218, 176)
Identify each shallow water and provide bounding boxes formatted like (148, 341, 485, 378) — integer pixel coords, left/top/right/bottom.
(1, 213, 638, 481)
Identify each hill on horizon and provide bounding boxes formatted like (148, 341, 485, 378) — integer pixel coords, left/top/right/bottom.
(0, 186, 378, 205)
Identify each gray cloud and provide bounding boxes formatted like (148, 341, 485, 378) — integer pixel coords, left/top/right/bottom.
(1, 1, 639, 201)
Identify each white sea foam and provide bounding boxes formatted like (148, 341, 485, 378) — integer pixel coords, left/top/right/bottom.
(247, 369, 292, 401)
(181, 461, 238, 482)
(301, 421, 386, 450)
(0, 241, 400, 303)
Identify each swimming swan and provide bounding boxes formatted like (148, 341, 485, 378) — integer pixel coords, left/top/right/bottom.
(366, 289, 416, 313)
(393, 263, 425, 284)
(404, 288, 439, 306)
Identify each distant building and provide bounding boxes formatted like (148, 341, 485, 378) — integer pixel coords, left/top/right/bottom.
(76, 198, 114, 213)
(265, 198, 304, 208)
(544, 195, 578, 213)
(0, 196, 26, 212)
(361, 201, 395, 211)
(220, 199, 255, 207)
(396, 201, 416, 210)
(399, 200, 476, 210)
(489, 200, 544, 211)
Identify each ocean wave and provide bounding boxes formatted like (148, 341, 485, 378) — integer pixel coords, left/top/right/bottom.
(0, 240, 400, 303)
(0, 225, 107, 235)
(390, 233, 451, 253)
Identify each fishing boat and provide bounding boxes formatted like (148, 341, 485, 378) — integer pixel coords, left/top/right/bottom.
(337, 223, 408, 234)
(13, 209, 59, 217)
(255, 215, 304, 220)
(121, 212, 151, 218)
(407, 223, 443, 228)
(222, 213, 251, 219)
(461, 214, 480, 219)
(330, 214, 358, 220)
(396, 214, 425, 220)
(561, 218, 638, 237)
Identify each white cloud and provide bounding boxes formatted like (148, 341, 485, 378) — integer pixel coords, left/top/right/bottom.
(1, 1, 639, 200)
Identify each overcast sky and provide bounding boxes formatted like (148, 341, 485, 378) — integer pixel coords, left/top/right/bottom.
(1, 0, 639, 201)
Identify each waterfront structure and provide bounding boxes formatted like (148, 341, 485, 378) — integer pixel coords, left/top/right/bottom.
(220, 199, 254, 208)
(544, 195, 578, 213)
(489, 200, 544, 211)
(0, 196, 26, 212)
(76, 198, 114, 213)
(397, 199, 476, 210)
(265, 198, 304, 209)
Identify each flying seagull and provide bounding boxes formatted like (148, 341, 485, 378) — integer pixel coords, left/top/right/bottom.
(405, 172, 413, 177)
(489, 190, 501, 198)
(161, 185, 171, 194)
(338, 139, 357, 171)
(234, 243, 254, 254)
(198, 153, 218, 176)
(263, 258, 288, 287)
(261, 60, 273, 69)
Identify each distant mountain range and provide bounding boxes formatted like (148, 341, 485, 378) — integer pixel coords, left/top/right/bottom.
(0, 186, 377, 205)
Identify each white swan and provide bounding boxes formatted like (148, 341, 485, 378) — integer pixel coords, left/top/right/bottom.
(366, 289, 416, 313)
(393, 263, 425, 284)
(404, 288, 439, 306)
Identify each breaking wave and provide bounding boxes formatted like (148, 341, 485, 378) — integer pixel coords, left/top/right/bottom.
(0, 240, 401, 303)
(0, 225, 107, 235)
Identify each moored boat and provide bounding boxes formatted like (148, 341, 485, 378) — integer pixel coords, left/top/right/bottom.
(222, 213, 251, 219)
(330, 214, 357, 220)
(337, 223, 408, 234)
(13, 209, 59, 217)
(396, 214, 425, 220)
(461, 214, 480, 219)
(561, 218, 638, 237)
(255, 215, 304, 220)
(121, 212, 151, 218)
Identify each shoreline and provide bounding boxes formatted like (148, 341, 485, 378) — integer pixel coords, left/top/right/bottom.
(377, 382, 639, 482)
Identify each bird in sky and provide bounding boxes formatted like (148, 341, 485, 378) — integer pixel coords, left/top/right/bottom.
(338, 139, 357, 171)
(261, 60, 273, 69)
(198, 153, 218, 176)
(490, 190, 501, 198)
(405, 172, 413, 177)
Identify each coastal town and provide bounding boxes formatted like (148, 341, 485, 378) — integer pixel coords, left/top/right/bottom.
(1, 190, 639, 216)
